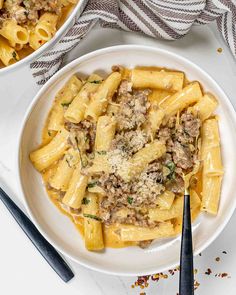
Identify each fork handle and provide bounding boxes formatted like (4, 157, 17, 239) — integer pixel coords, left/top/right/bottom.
(179, 194, 194, 295)
(0, 187, 74, 282)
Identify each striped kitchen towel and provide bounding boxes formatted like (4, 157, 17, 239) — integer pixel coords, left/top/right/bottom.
(31, 0, 236, 85)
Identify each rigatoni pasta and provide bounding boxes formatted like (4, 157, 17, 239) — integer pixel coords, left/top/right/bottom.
(30, 65, 223, 251)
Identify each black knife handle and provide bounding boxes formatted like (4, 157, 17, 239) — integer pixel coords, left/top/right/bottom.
(0, 187, 74, 282)
(179, 194, 194, 295)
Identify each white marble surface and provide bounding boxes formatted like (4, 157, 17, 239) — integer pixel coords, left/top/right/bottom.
(1, 23, 236, 294)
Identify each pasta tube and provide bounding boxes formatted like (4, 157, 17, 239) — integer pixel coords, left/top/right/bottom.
(64, 74, 103, 123)
(87, 115, 116, 174)
(0, 20, 29, 45)
(35, 13, 58, 41)
(85, 72, 121, 121)
(149, 190, 201, 222)
(156, 190, 175, 210)
(118, 141, 166, 181)
(189, 93, 218, 121)
(201, 118, 221, 151)
(0, 36, 19, 66)
(131, 69, 184, 92)
(160, 82, 202, 120)
(201, 118, 223, 176)
(30, 128, 69, 171)
(95, 115, 116, 151)
(83, 193, 104, 251)
(147, 102, 165, 135)
(29, 31, 46, 50)
(48, 75, 83, 131)
(62, 165, 88, 209)
(201, 176, 222, 215)
(49, 148, 80, 191)
(119, 221, 174, 241)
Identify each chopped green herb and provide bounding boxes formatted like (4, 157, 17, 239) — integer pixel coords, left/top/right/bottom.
(83, 214, 102, 221)
(61, 102, 71, 107)
(81, 157, 88, 168)
(75, 136, 79, 148)
(89, 80, 102, 84)
(12, 51, 18, 61)
(65, 158, 72, 168)
(82, 198, 90, 205)
(77, 146, 87, 168)
(88, 181, 98, 188)
(166, 161, 175, 180)
(96, 150, 107, 155)
(127, 196, 133, 205)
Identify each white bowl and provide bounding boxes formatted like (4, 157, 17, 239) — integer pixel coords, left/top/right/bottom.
(17, 45, 236, 276)
(0, 0, 88, 74)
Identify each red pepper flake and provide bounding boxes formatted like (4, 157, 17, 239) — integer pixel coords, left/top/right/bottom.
(215, 272, 231, 278)
(168, 269, 175, 276)
(215, 257, 220, 262)
(205, 268, 212, 275)
(133, 275, 150, 289)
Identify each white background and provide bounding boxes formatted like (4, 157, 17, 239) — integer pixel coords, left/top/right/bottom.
(0, 23, 236, 294)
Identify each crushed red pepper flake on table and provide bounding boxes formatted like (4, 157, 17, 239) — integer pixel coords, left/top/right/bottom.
(133, 269, 178, 289)
(205, 268, 212, 275)
(132, 251, 230, 291)
(215, 272, 231, 278)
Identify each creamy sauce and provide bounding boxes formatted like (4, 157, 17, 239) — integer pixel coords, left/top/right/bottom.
(41, 156, 135, 248)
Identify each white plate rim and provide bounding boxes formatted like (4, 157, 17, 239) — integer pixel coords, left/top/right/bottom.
(16, 45, 236, 276)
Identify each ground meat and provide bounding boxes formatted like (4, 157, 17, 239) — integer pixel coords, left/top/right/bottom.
(138, 240, 153, 249)
(132, 169, 164, 206)
(181, 112, 201, 138)
(65, 120, 96, 152)
(99, 173, 132, 201)
(175, 112, 201, 145)
(172, 141, 193, 170)
(165, 174, 184, 194)
(111, 129, 148, 155)
(158, 127, 171, 143)
(116, 89, 150, 131)
(98, 161, 166, 225)
(157, 110, 201, 171)
(117, 80, 132, 96)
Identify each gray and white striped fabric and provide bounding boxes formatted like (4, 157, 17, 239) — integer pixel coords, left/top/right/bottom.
(31, 0, 236, 85)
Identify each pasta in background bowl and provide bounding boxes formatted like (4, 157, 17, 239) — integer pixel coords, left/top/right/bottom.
(18, 45, 236, 275)
(0, 0, 88, 71)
